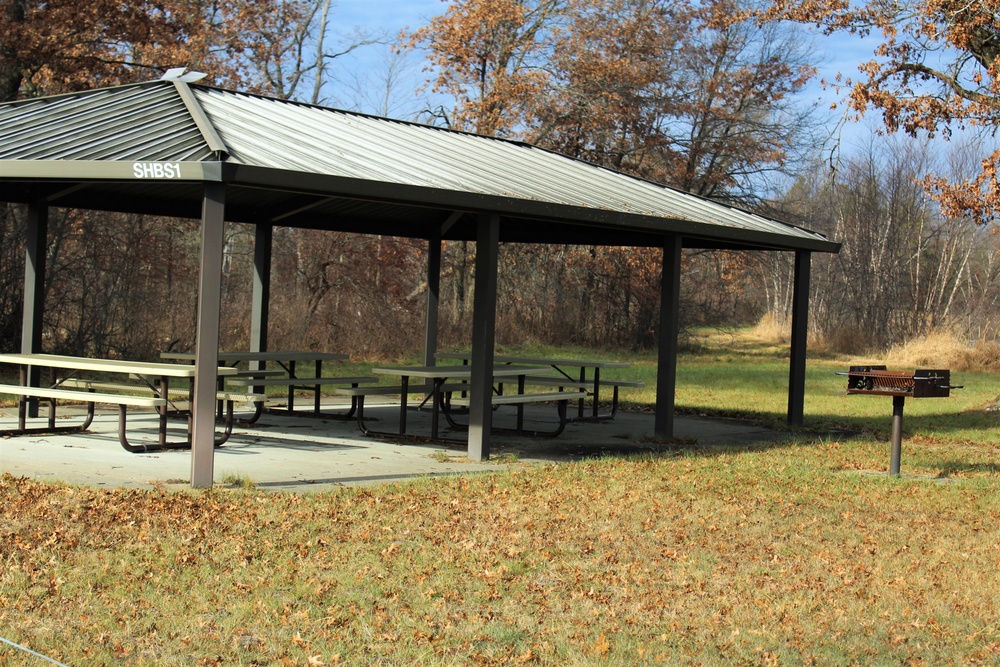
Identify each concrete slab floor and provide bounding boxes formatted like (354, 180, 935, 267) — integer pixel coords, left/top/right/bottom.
(0, 399, 789, 492)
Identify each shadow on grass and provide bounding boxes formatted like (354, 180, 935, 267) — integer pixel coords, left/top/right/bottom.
(491, 402, 1000, 465)
(674, 404, 1000, 441)
(937, 461, 1000, 475)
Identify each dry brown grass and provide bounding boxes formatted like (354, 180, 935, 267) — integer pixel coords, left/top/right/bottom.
(803, 325, 1000, 373)
(3, 448, 1000, 666)
(747, 313, 789, 344)
(885, 331, 1000, 372)
(809, 325, 866, 356)
(4, 330, 1000, 665)
(751, 313, 864, 356)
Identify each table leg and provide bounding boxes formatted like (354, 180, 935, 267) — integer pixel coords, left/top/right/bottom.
(592, 367, 601, 418)
(315, 359, 323, 414)
(282, 360, 294, 412)
(159, 376, 170, 448)
(400, 375, 409, 435)
(431, 377, 443, 439)
(578, 367, 587, 419)
(19, 365, 34, 424)
(516, 374, 526, 432)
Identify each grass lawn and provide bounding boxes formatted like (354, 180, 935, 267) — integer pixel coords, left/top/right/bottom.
(2, 329, 999, 665)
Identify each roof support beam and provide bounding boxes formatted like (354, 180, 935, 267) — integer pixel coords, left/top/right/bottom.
(655, 234, 682, 438)
(44, 183, 89, 203)
(268, 195, 331, 223)
(787, 250, 811, 425)
(439, 210, 464, 236)
(21, 196, 47, 356)
(423, 229, 442, 372)
(21, 196, 48, 417)
(250, 222, 273, 373)
(191, 183, 227, 488)
(467, 213, 500, 460)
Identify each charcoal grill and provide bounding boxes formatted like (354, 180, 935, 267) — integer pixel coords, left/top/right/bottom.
(840, 365, 962, 476)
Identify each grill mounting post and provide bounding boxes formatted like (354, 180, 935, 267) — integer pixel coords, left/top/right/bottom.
(841, 365, 962, 477)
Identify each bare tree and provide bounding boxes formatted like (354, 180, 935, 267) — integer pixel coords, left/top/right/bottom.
(776, 133, 1000, 353)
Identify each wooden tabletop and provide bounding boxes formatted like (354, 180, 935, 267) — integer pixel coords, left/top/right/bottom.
(372, 365, 552, 380)
(161, 351, 349, 364)
(436, 353, 630, 369)
(0, 353, 238, 378)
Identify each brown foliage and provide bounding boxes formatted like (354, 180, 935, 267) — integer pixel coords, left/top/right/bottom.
(3, 452, 1000, 664)
(407, 0, 819, 347)
(748, 0, 1000, 223)
(0, 0, 314, 101)
(409, 0, 567, 136)
(411, 0, 818, 200)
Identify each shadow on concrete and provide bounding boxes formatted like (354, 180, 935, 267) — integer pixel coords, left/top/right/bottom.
(0, 400, 821, 492)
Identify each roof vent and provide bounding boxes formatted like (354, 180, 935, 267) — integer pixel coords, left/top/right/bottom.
(160, 67, 208, 83)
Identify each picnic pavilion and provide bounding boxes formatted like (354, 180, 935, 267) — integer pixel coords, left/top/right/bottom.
(0, 77, 841, 487)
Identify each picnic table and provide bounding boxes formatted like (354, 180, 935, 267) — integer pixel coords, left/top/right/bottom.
(0, 353, 238, 452)
(160, 350, 374, 420)
(353, 364, 578, 440)
(435, 353, 642, 420)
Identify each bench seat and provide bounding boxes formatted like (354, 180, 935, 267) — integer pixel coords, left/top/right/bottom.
(520, 376, 593, 389)
(0, 382, 245, 452)
(601, 379, 645, 388)
(448, 391, 581, 407)
(520, 377, 646, 420)
(59, 379, 265, 404)
(0, 383, 166, 408)
(224, 376, 377, 420)
(227, 376, 376, 387)
(445, 391, 577, 437)
(334, 382, 469, 397)
(230, 369, 285, 378)
(0, 383, 188, 451)
(520, 375, 645, 389)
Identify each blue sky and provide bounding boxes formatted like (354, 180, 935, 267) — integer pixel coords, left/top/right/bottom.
(336, 0, 445, 31)
(328, 1, 892, 147)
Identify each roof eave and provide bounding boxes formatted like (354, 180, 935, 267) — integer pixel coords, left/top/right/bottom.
(230, 164, 840, 253)
(0, 159, 224, 182)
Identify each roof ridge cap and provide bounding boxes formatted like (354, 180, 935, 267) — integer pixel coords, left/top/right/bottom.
(172, 81, 229, 160)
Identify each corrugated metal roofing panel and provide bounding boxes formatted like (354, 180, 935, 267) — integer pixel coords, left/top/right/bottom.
(193, 87, 826, 244)
(0, 81, 835, 249)
(0, 83, 214, 162)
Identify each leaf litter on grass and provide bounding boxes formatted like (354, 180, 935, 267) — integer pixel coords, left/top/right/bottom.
(2, 436, 999, 666)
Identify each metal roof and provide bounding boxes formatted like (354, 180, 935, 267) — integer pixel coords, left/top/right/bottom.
(0, 80, 839, 252)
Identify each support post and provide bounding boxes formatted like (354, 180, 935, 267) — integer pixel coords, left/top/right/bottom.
(890, 395, 904, 476)
(423, 230, 442, 370)
(655, 235, 682, 438)
(22, 198, 48, 417)
(467, 213, 500, 461)
(191, 183, 227, 488)
(787, 251, 811, 426)
(250, 223, 272, 386)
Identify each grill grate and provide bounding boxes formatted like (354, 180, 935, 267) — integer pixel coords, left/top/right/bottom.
(840, 365, 961, 476)
(843, 366, 955, 398)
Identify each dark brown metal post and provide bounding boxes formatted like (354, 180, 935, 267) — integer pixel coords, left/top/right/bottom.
(890, 395, 904, 476)
(788, 251, 811, 425)
(468, 213, 500, 460)
(423, 231, 442, 398)
(191, 182, 226, 488)
(250, 223, 272, 362)
(655, 235, 682, 438)
(424, 231, 441, 369)
(22, 198, 48, 417)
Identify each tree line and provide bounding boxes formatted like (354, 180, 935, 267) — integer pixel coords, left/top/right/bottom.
(1, 0, 998, 360)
